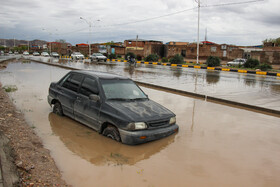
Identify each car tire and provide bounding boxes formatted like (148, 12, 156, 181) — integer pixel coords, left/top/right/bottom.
(53, 102, 63, 116)
(102, 126, 121, 142)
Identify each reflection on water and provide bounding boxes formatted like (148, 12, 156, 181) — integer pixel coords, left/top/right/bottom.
(48, 113, 175, 166)
(172, 67, 182, 78)
(244, 77, 256, 87)
(206, 70, 220, 85)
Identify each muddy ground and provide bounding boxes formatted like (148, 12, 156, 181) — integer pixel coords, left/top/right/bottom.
(0, 60, 68, 186)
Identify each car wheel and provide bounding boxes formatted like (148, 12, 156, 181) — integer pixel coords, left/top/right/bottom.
(102, 126, 121, 142)
(53, 102, 63, 116)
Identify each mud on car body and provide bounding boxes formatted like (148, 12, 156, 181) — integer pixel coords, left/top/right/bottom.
(48, 70, 179, 145)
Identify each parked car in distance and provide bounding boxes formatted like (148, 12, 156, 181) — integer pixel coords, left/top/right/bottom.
(14, 51, 19, 55)
(227, 58, 247, 66)
(41, 52, 50, 57)
(51, 52, 59, 58)
(0, 51, 4, 56)
(48, 70, 179, 145)
(33, 52, 40, 56)
(23, 51, 29, 56)
(9, 51, 13, 55)
(90, 53, 107, 62)
(71, 52, 84, 60)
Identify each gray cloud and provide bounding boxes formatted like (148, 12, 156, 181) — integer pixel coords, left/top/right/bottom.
(0, 0, 279, 46)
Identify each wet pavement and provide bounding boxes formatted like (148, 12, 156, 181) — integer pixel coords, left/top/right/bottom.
(1, 61, 280, 186)
(27, 56, 280, 111)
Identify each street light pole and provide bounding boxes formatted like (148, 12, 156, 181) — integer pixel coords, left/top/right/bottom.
(196, 0, 200, 64)
(80, 17, 100, 57)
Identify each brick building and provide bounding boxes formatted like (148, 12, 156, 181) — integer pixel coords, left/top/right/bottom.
(165, 41, 244, 60)
(47, 42, 69, 55)
(251, 46, 280, 65)
(75, 43, 89, 56)
(124, 39, 163, 58)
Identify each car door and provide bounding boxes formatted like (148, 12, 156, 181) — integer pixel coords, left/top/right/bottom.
(74, 76, 101, 131)
(58, 73, 84, 118)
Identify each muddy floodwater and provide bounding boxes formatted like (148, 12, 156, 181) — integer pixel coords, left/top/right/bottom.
(1, 61, 280, 186)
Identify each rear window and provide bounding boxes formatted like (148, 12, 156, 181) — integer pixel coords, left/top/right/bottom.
(62, 74, 83, 92)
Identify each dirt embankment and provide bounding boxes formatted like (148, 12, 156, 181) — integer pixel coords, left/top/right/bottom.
(0, 60, 68, 186)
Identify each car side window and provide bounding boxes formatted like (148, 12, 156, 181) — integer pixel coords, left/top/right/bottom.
(80, 77, 99, 97)
(62, 74, 83, 92)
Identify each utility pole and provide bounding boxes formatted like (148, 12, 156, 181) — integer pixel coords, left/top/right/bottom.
(136, 35, 138, 53)
(80, 17, 100, 56)
(196, 0, 200, 64)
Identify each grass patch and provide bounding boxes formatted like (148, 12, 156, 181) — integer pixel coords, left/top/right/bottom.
(3, 85, 18, 92)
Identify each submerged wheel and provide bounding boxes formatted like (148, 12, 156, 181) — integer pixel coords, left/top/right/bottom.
(102, 126, 121, 142)
(53, 102, 63, 116)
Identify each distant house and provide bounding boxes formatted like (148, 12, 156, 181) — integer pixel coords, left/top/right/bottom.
(124, 39, 163, 58)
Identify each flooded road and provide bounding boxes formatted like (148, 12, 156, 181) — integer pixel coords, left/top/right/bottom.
(28, 56, 280, 111)
(1, 61, 280, 186)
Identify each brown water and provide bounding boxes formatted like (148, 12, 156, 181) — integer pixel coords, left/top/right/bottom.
(1, 61, 280, 187)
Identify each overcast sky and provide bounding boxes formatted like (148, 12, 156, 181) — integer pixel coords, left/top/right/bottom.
(0, 0, 279, 46)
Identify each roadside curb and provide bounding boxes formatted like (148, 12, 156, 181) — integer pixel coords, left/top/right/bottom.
(108, 59, 280, 77)
(26, 58, 280, 117)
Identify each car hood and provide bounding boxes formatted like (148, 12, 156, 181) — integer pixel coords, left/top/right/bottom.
(106, 99, 174, 122)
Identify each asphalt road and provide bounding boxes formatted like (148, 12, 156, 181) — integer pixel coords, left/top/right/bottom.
(0, 61, 280, 187)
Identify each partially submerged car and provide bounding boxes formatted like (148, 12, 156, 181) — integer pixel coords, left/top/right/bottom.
(227, 58, 247, 66)
(90, 53, 107, 62)
(48, 70, 179, 145)
(71, 52, 84, 60)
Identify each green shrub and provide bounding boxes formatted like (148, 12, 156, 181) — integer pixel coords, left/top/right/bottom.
(144, 54, 159, 62)
(244, 58, 259, 68)
(258, 63, 272, 71)
(161, 57, 169, 62)
(206, 56, 221, 67)
(170, 54, 184, 64)
(136, 55, 142, 61)
(108, 53, 116, 60)
(125, 52, 135, 60)
(117, 55, 122, 59)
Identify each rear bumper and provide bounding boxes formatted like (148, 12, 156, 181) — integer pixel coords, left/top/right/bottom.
(119, 124, 179, 145)
(47, 95, 54, 106)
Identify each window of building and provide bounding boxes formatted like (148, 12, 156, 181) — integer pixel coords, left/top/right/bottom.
(211, 46, 217, 52)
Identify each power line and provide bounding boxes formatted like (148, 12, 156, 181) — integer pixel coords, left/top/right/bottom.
(201, 0, 264, 8)
(54, 0, 264, 35)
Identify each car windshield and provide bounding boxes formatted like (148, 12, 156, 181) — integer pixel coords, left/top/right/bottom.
(74, 52, 82, 55)
(101, 79, 147, 100)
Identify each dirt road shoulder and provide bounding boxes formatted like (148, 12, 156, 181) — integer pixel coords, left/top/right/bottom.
(0, 60, 68, 186)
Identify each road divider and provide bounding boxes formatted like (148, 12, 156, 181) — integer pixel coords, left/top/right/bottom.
(106, 58, 280, 77)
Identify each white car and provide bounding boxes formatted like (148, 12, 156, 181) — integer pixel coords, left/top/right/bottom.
(227, 58, 247, 66)
(23, 51, 29, 56)
(90, 53, 107, 62)
(71, 52, 84, 60)
(33, 52, 40, 56)
(41, 52, 50, 57)
(51, 52, 59, 58)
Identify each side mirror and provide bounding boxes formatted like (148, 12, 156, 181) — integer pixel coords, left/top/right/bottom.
(89, 94, 100, 102)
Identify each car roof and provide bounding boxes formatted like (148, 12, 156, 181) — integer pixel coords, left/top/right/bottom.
(71, 70, 129, 80)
